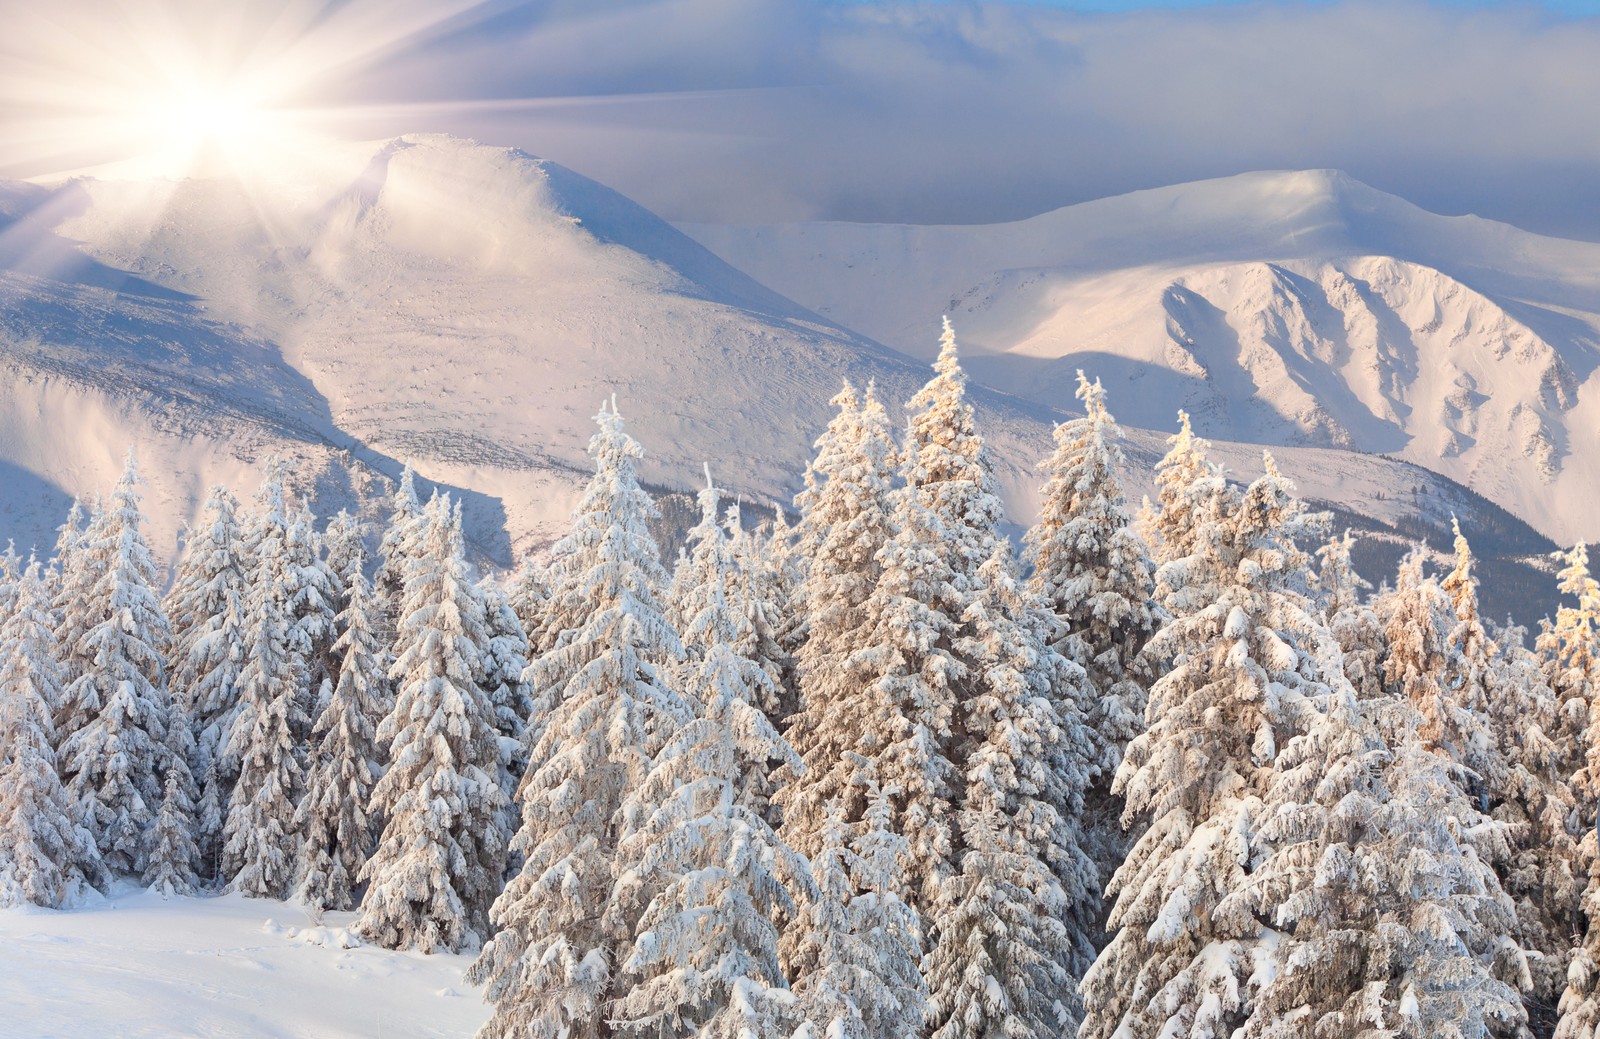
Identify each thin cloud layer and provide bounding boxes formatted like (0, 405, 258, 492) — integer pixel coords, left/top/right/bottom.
(7, 0, 1599, 238)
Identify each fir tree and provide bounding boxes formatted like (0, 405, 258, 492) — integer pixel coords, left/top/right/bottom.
(792, 793, 925, 1039)
(1376, 551, 1496, 799)
(480, 573, 533, 807)
(1081, 456, 1328, 1039)
(0, 560, 103, 906)
(1023, 370, 1160, 891)
(609, 551, 808, 1039)
(1488, 622, 1581, 1033)
(778, 380, 898, 861)
(722, 497, 795, 723)
(1554, 551, 1600, 1039)
(57, 455, 173, 876)
(286, 496, 338, 728)
(163, 484, 249, 878)
(376, 463, 425, 626)
(1316, 529, 1387, 700)
(358, 495, 508, 952)
(143, 753, 201, 898)
(469, 401, 689, 1039)
(221, 467, 309, 899)
(1147, 410, 1221, 567)
(295, 559, 388, 913)
(50, 496, 97, 730)
(1246, 682, 1525, 1039)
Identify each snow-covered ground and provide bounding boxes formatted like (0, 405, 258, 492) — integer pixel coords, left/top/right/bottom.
(0, 888, 489, 1038)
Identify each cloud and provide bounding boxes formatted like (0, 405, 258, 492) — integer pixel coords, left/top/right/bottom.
(374, 0, 1600, 239)
(6, 0, 1600, 238)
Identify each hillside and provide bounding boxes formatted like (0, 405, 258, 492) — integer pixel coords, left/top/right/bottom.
(682, 170, 1600, 544)
(0, 141, 1564, 628)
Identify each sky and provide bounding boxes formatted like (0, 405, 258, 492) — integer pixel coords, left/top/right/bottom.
(2, 0, 1599, 239)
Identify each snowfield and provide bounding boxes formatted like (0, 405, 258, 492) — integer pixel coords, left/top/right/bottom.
(0, 889, 489, 1038)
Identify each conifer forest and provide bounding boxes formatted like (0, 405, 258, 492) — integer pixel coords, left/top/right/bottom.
(4, 319, 1599, 1039)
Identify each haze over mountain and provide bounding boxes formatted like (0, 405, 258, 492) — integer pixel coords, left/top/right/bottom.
(683, 169, 1600, 545)
(0, 136, 1571, 630)
(0, 135, 1066, 560)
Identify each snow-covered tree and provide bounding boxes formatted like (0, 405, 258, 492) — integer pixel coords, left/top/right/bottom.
(358, 495, 507, 952)
(1245, 681, 1525, 1039)
(0, 560, 103, 907)
(1541, 543, 1600, 802)
(163, 484, 249, 878)
(1146, 409, 1221, 567)
(1081, 456, 1328, 1039)
(1440, 521, 1504, 792)
(507, 554, 556, 659)
(1487, 623, 1581, 1032)
(50, 496, 97, 722)
(295, 557, 388, 913)
(57, 455, 173, 876)
(469, 401, 689, 1039)
(285, 496, 338, 727)
(609, 557, 808, 1039)
(1316, 529, 1387, 700)
(321, 508, 367, 612)
(792, 792, 925, 1039)
(928, 537, 1089, 1038)
(221, 467, 309, 899)
(778, 380, 898, 860)
(666, 473, 791, 817)
(1553, 550, 1600, 1039)
(723, 498, 797, 724)
(143, 747, 201, 898)
(479, 573, 533, 810)
(376, 463, 425, 625)
(1375, 550, 1495, 791)
(1023, 370, 1159, 885)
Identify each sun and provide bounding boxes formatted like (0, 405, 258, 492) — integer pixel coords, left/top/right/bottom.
(0, 0, 505, 186)
(130, 78, 296, 179)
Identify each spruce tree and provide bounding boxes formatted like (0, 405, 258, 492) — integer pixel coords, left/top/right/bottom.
(724, 498, 798, 724)
(1489, 622, 1581, 1033)
(376, 463, 425, 626)
(1246, 681, 1525, 1039)
(469, 401, 689, 1039)
(1147, 410, 1221, 567)
(1023, 370, 1159, 889)
(50, 496, 97, 730)
(792, 792, 925, 1039)
(358, 495, 507, 952)
(0, 560, 103, 906)
(928, 537, 1090, 1038)
(1081, 456, 1327, 1039)
(778, 380, 898, 861)
(57, 455, 173, 876)
(1553, 550, 1600, 1039)
(480, 573, 533, 808)
(295, 558, 388, 913)
(143, 749, 202, 898)
(1375, 551, 1496, 799)
(163, 484, 249, 879)
(221, 467, 309, 899)
(1316, 529, 1387, 700)
(609, 543, 807, 1039)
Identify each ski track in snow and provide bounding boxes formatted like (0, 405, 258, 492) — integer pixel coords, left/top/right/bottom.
(0, 888, 489, 1038)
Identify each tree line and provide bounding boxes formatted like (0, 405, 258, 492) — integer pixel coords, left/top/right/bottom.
(3, 318, 1600, 1039)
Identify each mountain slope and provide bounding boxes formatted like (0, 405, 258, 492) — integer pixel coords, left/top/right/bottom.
(0, 142, 1566, 628)
(2, 135, 1066, 560)
(681, 170, 1600, 543)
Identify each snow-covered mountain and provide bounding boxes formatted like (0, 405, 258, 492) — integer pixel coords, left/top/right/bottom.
(0, 135, 1072, 561)
(682, 170, 1600, 545)
(0, 141, 1567, 626)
